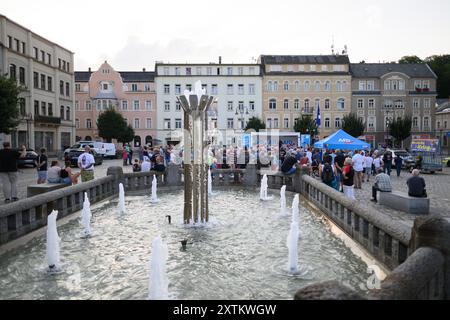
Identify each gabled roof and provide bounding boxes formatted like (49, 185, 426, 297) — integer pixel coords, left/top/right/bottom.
(436, 100, 450, 112)
(259, 55, 350, 65)
(350, 63, 437, 78)
(75, 72, 92, 82)
(75, 71, 155, 82)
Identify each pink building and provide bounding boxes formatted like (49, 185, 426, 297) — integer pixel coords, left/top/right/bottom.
(74, 61, 157, 147)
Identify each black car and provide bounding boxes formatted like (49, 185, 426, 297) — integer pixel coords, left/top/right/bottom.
(18, 149, 38, 168)
(68, 149, 103, 167)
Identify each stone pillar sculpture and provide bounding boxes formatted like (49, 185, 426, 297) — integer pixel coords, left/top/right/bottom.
(177, 81, 214, 224)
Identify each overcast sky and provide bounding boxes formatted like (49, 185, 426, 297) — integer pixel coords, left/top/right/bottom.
(2, 0, 450, 71)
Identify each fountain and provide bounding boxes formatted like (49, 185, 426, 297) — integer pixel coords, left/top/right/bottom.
(46, 210, 60, 271)
(260, 174, 273, 201)
(118, 183, 126, 214)
(149, 236, 169, 300)
(81, 192, 91, 236)
(287, 221, 299, 273)
(208, 169, 218, 196)
(280, 185, 287, 216)
(150, 175, 159, 203)
(292, 194, 299, 223)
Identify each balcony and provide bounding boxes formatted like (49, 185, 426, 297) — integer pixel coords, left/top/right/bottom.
(34, 115, 61, 125)
(409, 88, 436, 95)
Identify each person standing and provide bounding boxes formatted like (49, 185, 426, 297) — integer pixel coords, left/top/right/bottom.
(0, 142, 26, 203)
(351, 150, 364, 189)
(394, 155, 403, 177)
(334, 149, 345, 192)
(382, 149, 393, 176)
(364, 151, 374, 182)
(77, 146, 95, 182)
(342, 158, 355, 200)
(36, 148, 48, 184)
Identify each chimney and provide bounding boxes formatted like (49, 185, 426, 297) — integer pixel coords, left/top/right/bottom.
(88, 67, 91, 72)
(143, 68, 146, 72)
(219, 56, 222, 64)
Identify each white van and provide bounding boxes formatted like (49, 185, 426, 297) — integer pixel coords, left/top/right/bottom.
(65, 141, 106, 156)
(103, 143, 116, 158)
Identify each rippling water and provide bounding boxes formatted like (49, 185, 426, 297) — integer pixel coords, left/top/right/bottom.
(0, 188, 370, 300)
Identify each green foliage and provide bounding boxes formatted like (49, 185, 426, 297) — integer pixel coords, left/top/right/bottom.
(0, 74, 23, 134)
(398, 55, 423, 64)
(293, 115, 318, 135)
(244, 116, 266, 132)
(341, 113, 365, 138)
(389, 117, 412, 147)
(424, 55, 450, 99)
(117, 124, 135, 143)
(97, 108, 127, 142)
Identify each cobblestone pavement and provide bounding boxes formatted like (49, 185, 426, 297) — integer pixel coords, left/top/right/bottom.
(352, 167, 450, 229)
(0, 159, 133, 205)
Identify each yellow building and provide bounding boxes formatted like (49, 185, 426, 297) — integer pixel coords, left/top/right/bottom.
(259, 55, 352, 139)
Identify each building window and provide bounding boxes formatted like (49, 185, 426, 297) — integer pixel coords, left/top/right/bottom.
(186, 67, 192, 75)
(164, 119, 171, 129)
(310, 65, 316, 72)
(249, 101, 255, 111)
(304, 81, 310, 91)
(227, 84, 233, 95)
(437, 121, 441, 129)
(40, 102, 46, 116)
(196, 67, 202, 75)
(367, 81, 374, 90)
(413, 117, 419, 128)
(227, 67, 233, 75)
(368, 117, 375, 129)
(294, 81, 300, 91)
(65, 82, 70, 96)
(34, 72, 39, 88)
(33, 47, 38, 59)
(227, 101, 233, 111)
(358, 81, 366, 91)
(413, 99, 419, 108)
(394, 100, 404, 109)
(238, 84, 244, 95)
(86, 101, 92, 110)
(227, 118, 234, 129)
(284, 118, 289, 128)
(324, 81, 331, 91)
(75, 83, 81, 92)
(75, 119, 80, 129)
(315, 81, 320, 91)
(47, 76, 52, 91)
(249, 83, 255, 95)
(238, 101, 244, 112)
(186, 84, 192, 91)
(175, 101, 181, 111)
(423, 117, 429, 129)
(9, 64, 16, 81)
(249, 67, 255, 75)
(134, 118, 140, 129)
(304, 99, 310, 113)
(207, 67, 212, 75)
(75, 100, 79, 111)
(324, 99, 330, 109)
(357, 99, 364, 109)
(324, 117, 330, 128)
(66, 107, 71, 120)
(121, 100, 128, 110)
(102, 83, 108, 91)
(47, 53, 51, 65)
(211, 84, 218, 95)
(175, 67, 180, 75)
(144, 84, 151, 91)
(163, 67, 169, 75)
(40, 74, 46, 90)
(48, 103, 53, 116)
(146, 100, 152, 110)
(273, 81, 278, 91)
(315, 99, 320, 110)
(134, 100, 140, 110)
(34, 100, 39, 115)
(131, 84, 138, 92)
(337, 98, 345, 110)
(175, 84, 181, 94)
(294, 99, 299, 110)
(267, 81, 273, 92)
(41, 50, 45, 62)
(424, 99, 431, 108)
(202, 84, 207, 93)
(269, 99, 277, 110)
(96, 100, 101, 111)
(8, 36, 13, 48)
(146, 118, 152, 129)
(238, 67, 244, 75)
(86, 119, 92, 129)
(335, 117, 341, 128)
(336, 81, 342, 91)
(60, 81, 64, 95)
(164, 101, 170, 111)
(164, 84, 170, 94)
(175, 118, 182, 129)
(368, 99, 375, 108)
(273, 118, 279, 128)
(284, 81, 289, 91)
(60, 106, 65, 119)
(19, 67, 25, 85)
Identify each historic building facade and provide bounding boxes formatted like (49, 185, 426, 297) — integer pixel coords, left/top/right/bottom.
(154, 60, 262, 145)
(0, 14, 75, 154)
(259, 55, 352, 139)
(350, 63, 437, 148)
(75, 62, 157, 147)
(435, 99, 450, 149)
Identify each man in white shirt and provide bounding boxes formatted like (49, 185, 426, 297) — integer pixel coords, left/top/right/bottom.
(352, 150, 364, 189)
(364, 152, 374, 182)
(306, 148, 312, 164)
(141, 156, 151, 172)
(77, 146, 96, 182)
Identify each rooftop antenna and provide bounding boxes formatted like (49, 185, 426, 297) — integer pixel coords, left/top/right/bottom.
(331, 35, 335, 55)
(343, 44, 348, 55)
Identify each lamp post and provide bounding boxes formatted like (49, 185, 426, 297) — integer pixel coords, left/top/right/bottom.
(235, 105, 250, 131)
(21, 112, 33, 149)
(385, 109, 391, 148)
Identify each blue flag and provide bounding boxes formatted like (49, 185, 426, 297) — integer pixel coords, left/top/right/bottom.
(316, 101, 321, 127)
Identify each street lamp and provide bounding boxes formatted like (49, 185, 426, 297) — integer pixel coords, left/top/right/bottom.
(21, 112, 33, 149)
(235, 105, 250, 130)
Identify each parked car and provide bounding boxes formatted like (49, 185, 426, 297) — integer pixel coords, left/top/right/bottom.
(443, 156, 450, 167)
(64, 141, 106, 156)
(18, 148, 38, 168)
(376, 149, 415, 169)
(68, 148, 103, 167)
(103, 143, 117, 159)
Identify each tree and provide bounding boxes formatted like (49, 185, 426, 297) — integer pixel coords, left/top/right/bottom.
(0, 74, 23, 134)
(424, 54, 450, 99)
(97, 108, 127, 142)
(293, 115, 318, 135)
(341, 113, 365, 138)
(244, 116, 265, 131)
(398, 55, 423, 64)
(117, 124, 135, 144)
(389, 117, 412, 148)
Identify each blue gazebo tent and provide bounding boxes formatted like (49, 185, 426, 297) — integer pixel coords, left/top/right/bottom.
(314, 130, 370, 151)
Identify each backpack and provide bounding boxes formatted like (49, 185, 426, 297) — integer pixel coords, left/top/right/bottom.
(322, 163, 334, 184)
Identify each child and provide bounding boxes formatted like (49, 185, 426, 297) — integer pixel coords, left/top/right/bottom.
(122, 149, 128, 166)
(132, 159, 141, 172)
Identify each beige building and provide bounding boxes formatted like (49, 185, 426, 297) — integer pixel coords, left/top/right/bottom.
(259, 55, 352, 140)
(435, 99, 450, 149)
(0, 14, 75, 154)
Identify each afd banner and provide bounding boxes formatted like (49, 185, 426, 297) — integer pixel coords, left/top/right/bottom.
(410, 139, 439, 153)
